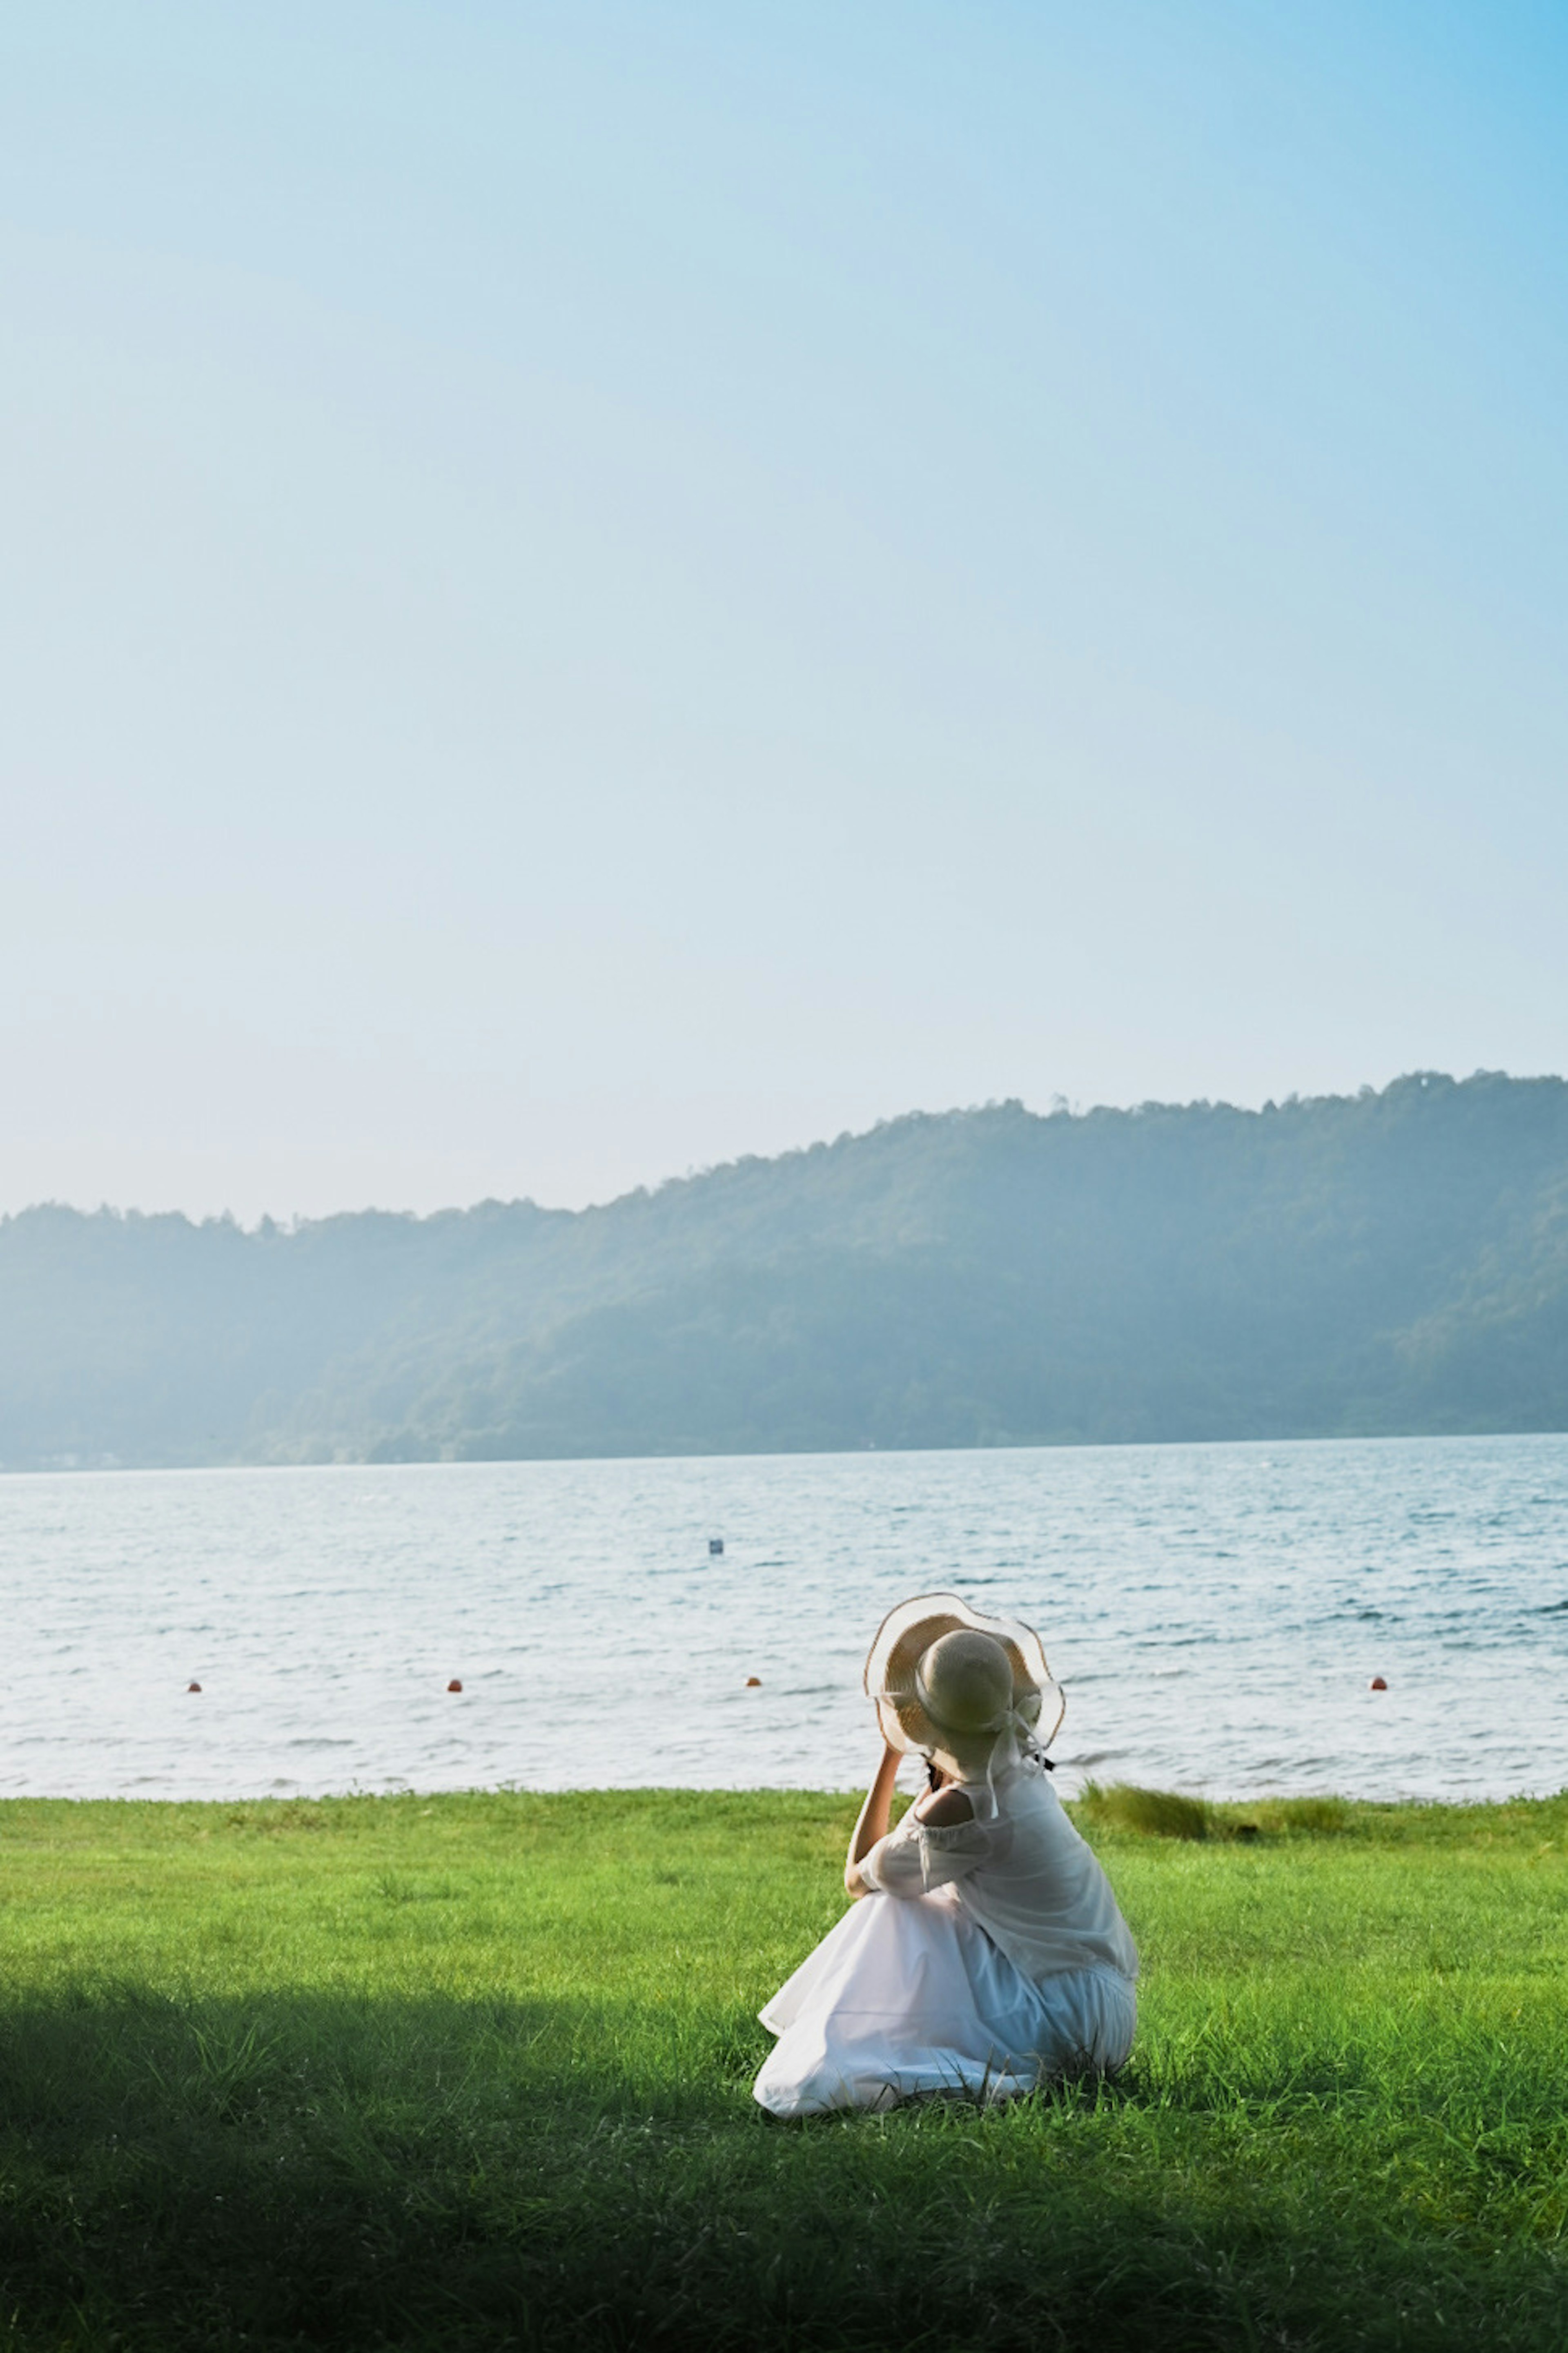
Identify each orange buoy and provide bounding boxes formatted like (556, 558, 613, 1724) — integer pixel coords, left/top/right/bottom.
(744, 1675, 762, 1688)
(1369, 1675, 1388, 1691)
(187, 1680, 202, 1694)
(447, 1678, 463, 1693)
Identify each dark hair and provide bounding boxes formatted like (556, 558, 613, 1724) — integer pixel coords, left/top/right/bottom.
(927, 1745, 1055, 1788)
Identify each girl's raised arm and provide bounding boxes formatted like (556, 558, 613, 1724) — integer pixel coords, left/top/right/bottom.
(843, 1740, 903, 1898)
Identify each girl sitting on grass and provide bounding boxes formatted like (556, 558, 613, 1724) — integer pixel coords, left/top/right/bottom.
(753, 1593, 1138, 2115)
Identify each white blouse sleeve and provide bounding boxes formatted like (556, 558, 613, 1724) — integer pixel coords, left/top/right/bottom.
(859, 1813, 995, 1897)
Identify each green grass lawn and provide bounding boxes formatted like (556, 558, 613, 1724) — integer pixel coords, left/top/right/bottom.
(1, 1786, 1566, 2351)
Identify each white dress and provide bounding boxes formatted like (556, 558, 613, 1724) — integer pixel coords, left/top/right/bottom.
(754, 1760, 1138, 2116)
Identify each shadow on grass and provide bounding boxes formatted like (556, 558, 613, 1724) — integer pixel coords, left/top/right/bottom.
(0, 1987, 1564, 2353)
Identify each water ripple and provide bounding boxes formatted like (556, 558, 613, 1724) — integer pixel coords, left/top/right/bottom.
(0, 1435, 1565, 1803)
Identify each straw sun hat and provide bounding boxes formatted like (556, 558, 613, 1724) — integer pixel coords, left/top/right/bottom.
(864, 1592, 1065, 1781)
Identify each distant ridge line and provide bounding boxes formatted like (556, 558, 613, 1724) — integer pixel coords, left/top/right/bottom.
(3, 1072, 1566, 1468)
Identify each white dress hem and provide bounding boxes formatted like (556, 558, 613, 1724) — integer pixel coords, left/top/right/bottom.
(753, 1881, 1136, 2119)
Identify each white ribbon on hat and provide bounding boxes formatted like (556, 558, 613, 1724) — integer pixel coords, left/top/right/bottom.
(913, 1655, 1047, 1820)
(976, 1704, 1047, 1818)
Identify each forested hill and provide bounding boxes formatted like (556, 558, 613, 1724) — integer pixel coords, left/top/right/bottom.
(4, 1071, 1568, 1470)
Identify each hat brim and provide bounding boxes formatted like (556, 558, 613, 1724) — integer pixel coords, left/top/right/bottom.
(864, 1591, 1065, 1771)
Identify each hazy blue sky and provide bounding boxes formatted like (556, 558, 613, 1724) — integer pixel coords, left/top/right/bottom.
(4, 1, 1566, 1217)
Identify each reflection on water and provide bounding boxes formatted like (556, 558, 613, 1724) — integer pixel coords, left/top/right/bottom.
(2, 1434, 1565, 1802)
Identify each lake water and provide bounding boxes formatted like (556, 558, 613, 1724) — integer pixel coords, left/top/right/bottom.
(2, 1435, 1565, 1804)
